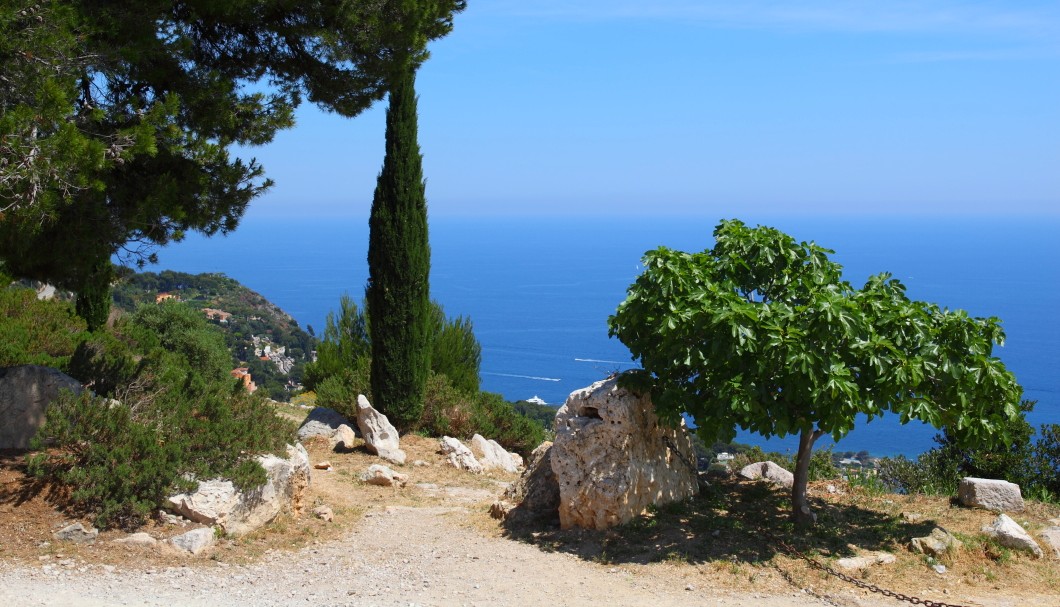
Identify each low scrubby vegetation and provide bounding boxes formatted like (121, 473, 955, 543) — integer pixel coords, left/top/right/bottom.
(25, 301, 295, 529)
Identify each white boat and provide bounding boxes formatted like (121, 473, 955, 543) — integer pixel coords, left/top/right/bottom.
(525, 395, 547, 406)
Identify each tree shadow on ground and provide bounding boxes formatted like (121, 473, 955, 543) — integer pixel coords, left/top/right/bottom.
(499, 478, 938, 567)
(0, 451, 77, 513)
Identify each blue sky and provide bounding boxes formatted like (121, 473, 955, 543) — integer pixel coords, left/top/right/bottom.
(241, 1, 1060, 219)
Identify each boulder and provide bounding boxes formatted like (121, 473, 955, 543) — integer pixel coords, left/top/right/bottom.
(166, 443, 311, 537)
(440, 436, 484, 474)
(737, 461, 795, 489)
(835, 552, 896, 570)
(169, 528, 216, 555)
(313, 505, 334, 522)
(355, 395, 406, 465)
(53, 522, 98, 544)
(494, 442, 560, 523)
(981, 513, 1043, 558)
(958, 477, 1025, 512)
(0, 365, 82, 449)
(361, 464, 407, 487)
(550, 377, 699, 530)
(470, 434, 521, 473)
(910, 527, 960, 557)
(331, 424, 358, 453)
(1039, 527, 1060, 559)
(296, 407, 350, 441)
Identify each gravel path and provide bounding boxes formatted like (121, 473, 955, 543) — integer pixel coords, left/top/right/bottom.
(0, 505, 879, 607)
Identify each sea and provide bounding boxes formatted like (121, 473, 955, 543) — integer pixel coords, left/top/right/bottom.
(148, 213, 1060, 458)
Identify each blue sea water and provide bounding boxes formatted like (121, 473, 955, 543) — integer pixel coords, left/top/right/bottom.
(151, 213, 1059, 458)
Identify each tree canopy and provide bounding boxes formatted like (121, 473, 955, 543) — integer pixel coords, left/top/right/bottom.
(608, 219, 1024, 525)
(0, 0, 464, 328)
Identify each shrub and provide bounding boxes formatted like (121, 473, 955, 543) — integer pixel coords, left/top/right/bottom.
(0, 286, 87, 369)
(315, 360, 371, 420)
(28, 302, 296, 529)
(808, 447, 841, 481)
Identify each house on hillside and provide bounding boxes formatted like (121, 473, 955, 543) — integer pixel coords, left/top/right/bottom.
(230, 367, 257, 393)
(202, 308, 232, 323)
(155, 292, 179, 304)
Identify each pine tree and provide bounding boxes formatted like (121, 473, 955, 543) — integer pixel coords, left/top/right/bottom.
(366, 66, 431, 429)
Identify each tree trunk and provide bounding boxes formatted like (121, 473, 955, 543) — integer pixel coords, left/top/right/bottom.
(792, 427, 824, 526)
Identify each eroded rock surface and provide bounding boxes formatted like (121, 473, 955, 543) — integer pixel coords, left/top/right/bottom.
(440, 436, 484, 474)
(494, 441, 559, 524)
(296, 407, 349, 441)
(361, 464, 407, 487)
(355, 395, 406, 465)
(910, 527, 960, 557)
(958, 477, 1025, 512)
(550, 377, 698, 530)
(166, 443, 311, 537)
(471, 434, 521, 473)
(0, 365, 82, 449)
(982, 513, 1043, 558)
(737, 461, 794, 489)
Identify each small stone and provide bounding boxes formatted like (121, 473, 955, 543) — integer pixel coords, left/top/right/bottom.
(113, 532, 158, 547)
(981, 513, 1043, 558)
(169, 527, 216, 555)
(313, 505, 334, 522)
(361, 464, 407, 487)
(413, 460, 430, 467)
(934, 564, 947, 574)
(836, 552, 896, 570)
(685, 584, 694, 591)
(331, 424, 358, 452)
(314, 461, 332, 470)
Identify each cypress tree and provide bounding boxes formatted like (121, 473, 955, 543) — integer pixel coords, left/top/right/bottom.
(366, 65, 431, 429)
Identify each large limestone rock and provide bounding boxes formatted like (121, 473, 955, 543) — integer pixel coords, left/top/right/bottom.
(959, 477, 1025, 512)
(493, 441, 560, 524)
(166, 443, 310, 537)
(738, 461, 795, 488)
(550, 377, 699, 530)
(331, 424, 358, 453)
(440, 436, 484, 474)
(470, 434, 521, 473)
(355, 395, 406, 465)
(0, 365, 82, 449)
(982, 513, 1043, 558)
(296, 407, 350, 441)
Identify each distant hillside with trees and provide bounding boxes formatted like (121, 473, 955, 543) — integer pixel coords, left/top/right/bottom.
(112, 270, 316, 399)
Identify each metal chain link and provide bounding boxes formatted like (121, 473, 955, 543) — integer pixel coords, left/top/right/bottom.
(771, 534, 973, 607)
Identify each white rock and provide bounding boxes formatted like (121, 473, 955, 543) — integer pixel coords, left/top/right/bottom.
(470, 434, 520, 473)
(355, 395, 406, 465)
(440, 436, 483, 474)
(958, 477, 1025, 512)
(361, 464, 407, 487)
(550, 377, 699, 530)
(166, 443, 311, 537)
(737, 461, 795, 489)
(312, 505, 334, 522)
(331, 424, 358, 452)
(169, 528, 216, 555)
(981, 513, 1043, 558)
(112, 532, 158, 547)
(1039, 527, 1060, 559)
(53, 522, 97, 544)
(835, 552, 896, 570)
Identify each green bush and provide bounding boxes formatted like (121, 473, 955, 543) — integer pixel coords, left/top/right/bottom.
(415, 372, 546, 456)
(28, 302, 296, 529)
(808, 447, 841, 481)
(315, 360, 371, 420)
(0, 286, 88, 369)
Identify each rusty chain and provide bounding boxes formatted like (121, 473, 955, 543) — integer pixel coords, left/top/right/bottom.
(771, 534, 973, 607)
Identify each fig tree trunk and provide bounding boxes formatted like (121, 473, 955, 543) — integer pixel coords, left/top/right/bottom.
(792, 428, 824, 526)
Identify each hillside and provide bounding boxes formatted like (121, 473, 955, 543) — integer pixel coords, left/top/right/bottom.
(112, 270, 317, 399)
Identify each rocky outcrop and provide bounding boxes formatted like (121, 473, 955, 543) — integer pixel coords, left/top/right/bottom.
(493, 442, 560, 524)
(361, 464, 407, 487)
(982, 514, 1043, 558)
(910, 527, 960, 557)
(355, 395, 406, 465)
(959, 477, 1025, 512)
(296, 407, 350, 441)
(550, 377, 699, 530)
(0, 365, 82, 449)
(737, 461, 794, 489)
(53, 522, 98, 544)
(440, 436, 484, 474)
(166, 443, 310, 537)
(470, 434, 521, 473)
